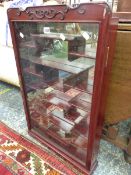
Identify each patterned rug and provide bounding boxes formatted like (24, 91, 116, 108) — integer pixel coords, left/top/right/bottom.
(0, 121, 83, 175)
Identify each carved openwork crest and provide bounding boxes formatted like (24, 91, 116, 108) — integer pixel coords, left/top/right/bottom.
(16, 4, 86, 20)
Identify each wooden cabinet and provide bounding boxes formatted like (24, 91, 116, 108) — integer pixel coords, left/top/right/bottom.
(8, 3, 118, 174)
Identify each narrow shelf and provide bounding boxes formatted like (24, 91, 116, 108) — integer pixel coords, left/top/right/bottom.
(47, 89, 72, 102)
(50, 109, 74, 125)
(22, 57, 83, 74)
(34, 59, 88, 74)
(30, 99, 89, 138)
(45, 88, 90, 113)
(70, 96, 91, 112)
(50, 86, 88, 108)
(21, 56, 93, 74)
(69, 52, 95, 59)
(31, 108, 74, 133)
(20, 41, 36, 48)
(46, 127, 73, 146)
(32, 125, 87, 164)
(26, 80, 92, 112)
(73, 117, 90, 138)
(26, 82, 48, 91)
(87, 84, 93, 94)
(47, 96, 70, 110)
(43, 57, 94, 70)
(24, 67, 43, 78)
(47, 88, 82, 103)
(49, 106, 87, 126)
(31, 33, 83, 41)
(32, 116, 88, 150)
(76, 92, 92, 103)
(51, 80, 66, 92)
(56, 82, 92, 95)
(31, 113, 76, 141)
(32, 123, 70, 147)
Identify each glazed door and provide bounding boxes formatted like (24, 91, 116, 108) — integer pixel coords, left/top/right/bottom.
(14, 21, 99, 165)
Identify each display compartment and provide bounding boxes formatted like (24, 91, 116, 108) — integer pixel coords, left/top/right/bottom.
(8, 3, 117, 174)
(16, 21, 96, 165)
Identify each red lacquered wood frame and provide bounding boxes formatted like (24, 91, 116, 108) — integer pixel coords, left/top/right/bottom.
(7, 3, 118, 175)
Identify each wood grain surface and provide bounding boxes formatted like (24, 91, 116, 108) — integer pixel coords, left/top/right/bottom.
(105, 24, 131, 124)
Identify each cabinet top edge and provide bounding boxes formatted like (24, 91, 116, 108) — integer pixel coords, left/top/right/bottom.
(7, 3, 111, 22)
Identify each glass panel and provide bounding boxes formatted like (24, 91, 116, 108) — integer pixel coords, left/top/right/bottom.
(14, 22, 99, 165)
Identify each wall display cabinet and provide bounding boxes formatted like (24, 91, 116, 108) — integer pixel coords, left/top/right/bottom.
(8, 3, 118, 174)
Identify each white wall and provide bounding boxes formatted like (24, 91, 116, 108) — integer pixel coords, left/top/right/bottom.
(67, 0, 113, 8)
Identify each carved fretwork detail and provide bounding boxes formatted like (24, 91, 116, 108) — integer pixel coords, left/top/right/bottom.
(16, 10, 21, 16)
(15, 5, 86, 20)
(26, 8, 68, 20)
(78, 8, 86, 14)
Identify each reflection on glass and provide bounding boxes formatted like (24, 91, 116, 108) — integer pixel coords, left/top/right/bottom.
(15, 22, 99, 164)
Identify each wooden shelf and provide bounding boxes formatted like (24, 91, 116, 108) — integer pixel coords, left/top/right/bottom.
(43, 57, 93, 70)
(30, 96, 89, 137)
(32, 116, 88, 149)
(45, 88, 91, 112)
(70, 96, 91, 112)
(31, 112, 75, 137)
(76, 92, 92, 103)
(73, 117, 90, 137)
(35, 59, 90, 74)
(26, 82, 48, 91)
(50, 80, 93, 96)
(87, 84, 93, 94)
(47, 96, 70, 110)
(69, 52, 95, 59)
(31, 33, 83, 41)
(47, 89, 72, 102)
(20, 41, 36, 48)
(50, 107, 87, 125)
(47, 88, 82, 101)
(26, 81, 92, 113)
(24, 67, 43, 78)
(22, 57, 84, 74)
(27, 86, 90, 136)
(32, 110, 74, 134)
(21, 56, 93, 74)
